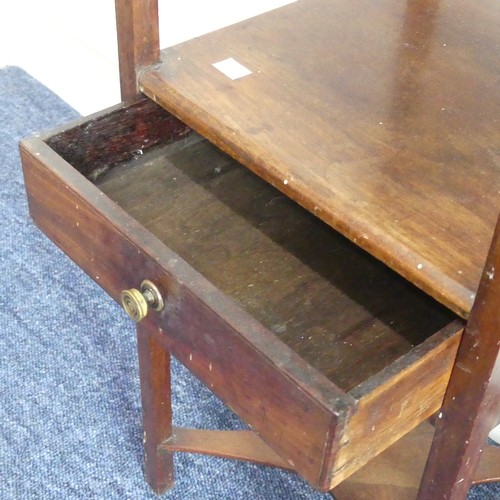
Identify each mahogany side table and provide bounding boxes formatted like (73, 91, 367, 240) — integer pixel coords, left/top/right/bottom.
(20, 1, 500, 498)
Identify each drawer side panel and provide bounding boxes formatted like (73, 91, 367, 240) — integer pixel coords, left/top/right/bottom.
(326, 323, 462, 488)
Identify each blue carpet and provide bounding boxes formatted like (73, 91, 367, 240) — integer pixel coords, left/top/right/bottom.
(0, 66, 497, 499)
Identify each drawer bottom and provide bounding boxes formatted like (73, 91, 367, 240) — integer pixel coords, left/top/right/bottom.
(95, 131, 456, 392)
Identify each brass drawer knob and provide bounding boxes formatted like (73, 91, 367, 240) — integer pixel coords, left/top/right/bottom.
(120, 280, 164, 322)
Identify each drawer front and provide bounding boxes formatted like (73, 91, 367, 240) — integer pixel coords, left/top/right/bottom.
(20, 138, 351, 489)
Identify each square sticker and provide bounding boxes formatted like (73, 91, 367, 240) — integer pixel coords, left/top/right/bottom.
(212, 58, 253, 80)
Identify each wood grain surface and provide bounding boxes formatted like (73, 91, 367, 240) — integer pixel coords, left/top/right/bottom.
(20, 133, 349, 489)
(115, 0, 160, 100)
(140, 0, 500, 318)
(20, 101, 465, 490)
(136, 321, 174, 494)
(418, 216, 500, 498)
(96, 134, 456, 391)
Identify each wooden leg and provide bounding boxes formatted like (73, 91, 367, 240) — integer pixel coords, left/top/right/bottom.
(115, 0, 160, 101)
(417, 217, 500, 499)
(334, 217, 500, 500)
(136, 320, 174, 494)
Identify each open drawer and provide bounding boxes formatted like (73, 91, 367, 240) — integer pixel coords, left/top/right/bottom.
(20, 99, 463, 491)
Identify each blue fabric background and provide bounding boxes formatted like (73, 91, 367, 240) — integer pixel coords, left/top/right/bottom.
(0, 66, 497, 499)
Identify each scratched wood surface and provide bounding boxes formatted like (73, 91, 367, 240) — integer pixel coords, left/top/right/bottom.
(140, 0, 500, 318)
(96, 134, 456, 391)
(23, 100, 464, 489)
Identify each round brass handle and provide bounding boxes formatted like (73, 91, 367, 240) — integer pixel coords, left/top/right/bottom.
(120, 280, 164, 322)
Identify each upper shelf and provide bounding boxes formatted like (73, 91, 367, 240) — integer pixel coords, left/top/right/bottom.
(139, 0, 500, 318)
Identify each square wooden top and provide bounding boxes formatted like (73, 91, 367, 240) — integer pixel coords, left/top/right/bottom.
(140, 0, 500, 318)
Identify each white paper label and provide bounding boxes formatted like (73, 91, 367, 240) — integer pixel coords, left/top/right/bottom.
(212, 58, 252, 80)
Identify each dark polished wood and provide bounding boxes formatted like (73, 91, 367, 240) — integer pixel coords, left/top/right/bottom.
(19, 101, 464, 491)
(19, 0, 500, 496)
(115, 0, 160, 101)
(45, 99, 190, 181)
(139, 0, 500, 318)
(95, 127, 456, 391)
(136, 319, 174, 494)
(20, 114, 345, 489)
(417, 216, 500, 499)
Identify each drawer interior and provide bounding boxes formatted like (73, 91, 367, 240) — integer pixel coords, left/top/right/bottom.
(46, 101, 457, 391)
